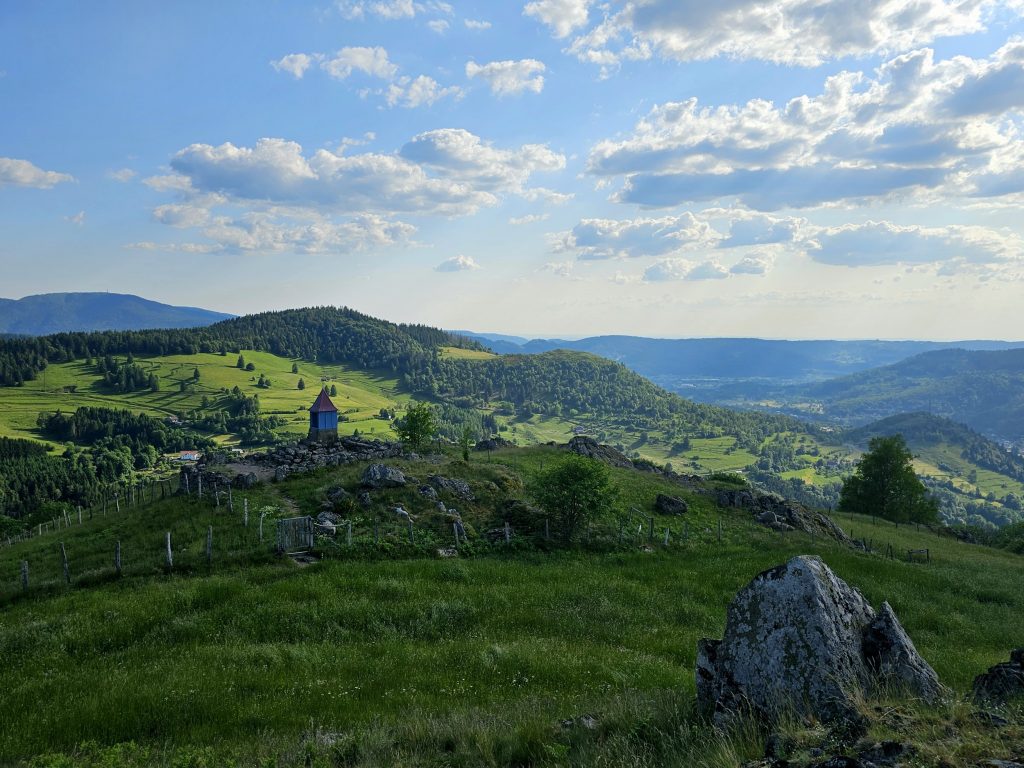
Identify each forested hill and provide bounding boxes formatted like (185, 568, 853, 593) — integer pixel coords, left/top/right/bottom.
(847, 412, 1024, 484)
(0, 307, 484, 386)
(0, 292, 233, 336)
(802, 348, 1024, 440)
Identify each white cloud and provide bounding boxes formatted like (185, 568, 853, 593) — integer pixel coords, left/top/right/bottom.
(466, 59, 546, 96)
(553, 213, 716, 259)
(643, 257, 729, 282)
(337, 0, 452, 20)
(541, 260, 575, 277)
(720, 214, 805, 248)
(321, 47, 398, 80)
(524, 0, 591, 38)
(807, 220, 1024, 269)
(435, 254, 481, 272)
(427, 19, 449, 33)
(153, 203, 212, 228)
(730, 251, 776, 275)
(271, 53, 318, 79)
(0, 157, 74, 188)
(107, 168, 137, 182)
(563, 0, 1024, 69)
(464, 19, 492, 30)
(510, 213, 550, 225)
(588, 43, 1024, 210)
(64, 211, 86, 226)
(385, 75, 462, 108)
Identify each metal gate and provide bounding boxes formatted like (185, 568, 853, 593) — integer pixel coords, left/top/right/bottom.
(276, 516, 315, 554)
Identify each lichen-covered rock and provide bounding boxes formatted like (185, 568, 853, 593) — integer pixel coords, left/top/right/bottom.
(696, 555, 940, 726)
(564, 436, 634, 469)
(973, 649, 1024, 704)
(655, 494, 688, 515)
(428, 474, 474, 500)
(862, 602, 943, 702)
(361, 464, 407, 488)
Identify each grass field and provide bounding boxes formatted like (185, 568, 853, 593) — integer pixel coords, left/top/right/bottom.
(1, 448, 1022, 766)
(0, 352, 411, 446)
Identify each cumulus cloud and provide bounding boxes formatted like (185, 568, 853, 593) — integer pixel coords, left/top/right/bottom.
(807, 220, 1024, 268)
(64, 211, 86, 226)
(524, 0, 591, 38)
(321, 47, 398, 80)
(464, 19, 492, 30)
(553, 213, 716, 259)
(148, 130, 564, 256)
(466, 59, 546, 95)
(730, 251, 776, 275)
(435, 254, 481, 271)
(541, 260, 575, 277)
(720, 213, 805, 248)
(271, 53, 318, 78)
(588, 42, 1024, 210)
(560, 0, 1024, 70)
(643, 257, 730, 281)
(427, 19, 449, 33)
(0, 157, 74, 188)
(386, 75, 462, 108)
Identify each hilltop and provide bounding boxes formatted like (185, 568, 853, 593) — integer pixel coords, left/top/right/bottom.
(0, 441, 1021, 766)
(0, 292, 233, 336)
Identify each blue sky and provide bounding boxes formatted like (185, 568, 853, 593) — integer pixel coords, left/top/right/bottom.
(3, 1, 1024, 339)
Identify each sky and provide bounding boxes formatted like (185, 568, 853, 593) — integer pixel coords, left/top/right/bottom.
(2, 1, 1024, 340)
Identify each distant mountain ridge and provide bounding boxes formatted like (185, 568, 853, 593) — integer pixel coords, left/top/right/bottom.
(0, 293, 234, 336)
(457, 332, 1023, 383)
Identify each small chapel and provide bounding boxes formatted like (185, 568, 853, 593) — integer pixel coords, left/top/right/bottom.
(307, 387, 339, 443)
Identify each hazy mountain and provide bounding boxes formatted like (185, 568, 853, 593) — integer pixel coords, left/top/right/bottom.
(0, 292, 234, 335)
(459, 333, 1022, 386)
(804, 349, 1024, 441)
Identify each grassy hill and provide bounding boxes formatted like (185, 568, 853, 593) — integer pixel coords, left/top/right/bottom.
(0, 292, 233, 335)
(0, 445, 1021, 766)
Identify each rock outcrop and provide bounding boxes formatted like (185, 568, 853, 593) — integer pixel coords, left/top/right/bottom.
(361, 464, 407, 488)
(428, 474, 474, 500)
(563, 436, 634, 469)
(655, 494, 688, 515)
(715, 488, 850, 543)
(973, 649, 1024, 705)
(696, 556, 942, 726)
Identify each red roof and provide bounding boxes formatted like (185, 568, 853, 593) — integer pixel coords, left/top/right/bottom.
(309, 388, 338, 413)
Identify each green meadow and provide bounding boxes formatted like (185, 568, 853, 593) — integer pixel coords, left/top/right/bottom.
(1, 448, 1022, 766)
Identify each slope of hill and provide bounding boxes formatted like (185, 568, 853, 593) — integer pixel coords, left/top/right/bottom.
(0, 292, 234, 335)
(0, 444, 1021, 766)
(802, 349, 1024, 441)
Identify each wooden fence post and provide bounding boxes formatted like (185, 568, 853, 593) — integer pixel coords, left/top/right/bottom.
(184, 473, 190, 496)
(544, 518, 550, 541)
(77, 506, 82, 525)
(115, 494, 120, 514)
(60, 542, 70, 584)
(206, 526, 213, 566)
(259, 513, 265, 544)
(228, 486, 234, 513)
(166, 532, 173, 568)
(453, 522, 460, 547)
(243, 504, 248, 528)
(374, 518, 379, 544)
(407, 518, 414, 544)
(347, 520, 352, 547)
(215, 486, 220, 509)
(504, 521, 511, 544)
(197, 475, 202, 500)
(115, 541, 122, 576)
(718, 517, 723, 544)
(21, 561, 29, 591)
(663, 527, 670, 546)
(63, 509, 71, 528)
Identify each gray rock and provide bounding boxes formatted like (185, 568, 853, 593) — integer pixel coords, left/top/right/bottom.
(361, 463, 407, 488)
(973, 649, 1024, 705)
(357, 491, 372, 508)
(862, 602, 943, 702)
(696, 555, 940, 726)
(428, 474, 474, 500)
(273, 466, 289, 483)
(655, 494, 688, 515)
(419, 485, 439, 500)
(564, 436, 633, 469)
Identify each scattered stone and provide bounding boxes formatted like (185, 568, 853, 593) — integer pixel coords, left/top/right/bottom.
(316, 511, 341, 526)
(972, 710, 1010, 728)
(696, 555, 941, 726)
(973, 649, 1024, 705)
(858, 741, 914, 765)
(655, 494, 688, 515)
(418, 485, 439, 500)
(357, 491, 371, 508)
(325, 485, 351, 503)
(274, 466, 289, 483)
(475, 437, 512, 452)
(559, 714, 598, 730)
(361, 464, 407, 488)
(437, 547, 458, 558)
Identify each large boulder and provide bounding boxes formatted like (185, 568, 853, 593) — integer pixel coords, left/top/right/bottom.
(428, 474, 474, 500)
(973, 649, 1024, 705)
(361, 464, 407, 488)
(696, 556, 942, 725)
(564, 436, 633, 469)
